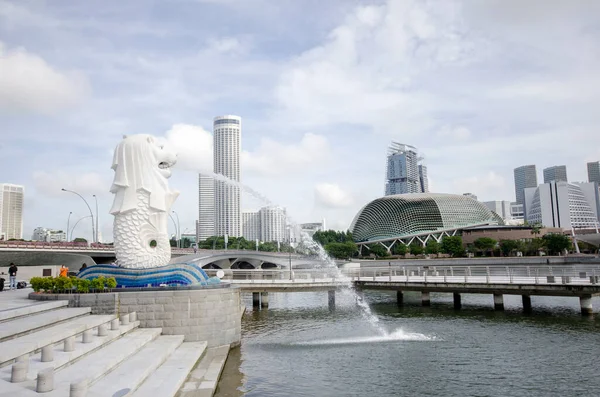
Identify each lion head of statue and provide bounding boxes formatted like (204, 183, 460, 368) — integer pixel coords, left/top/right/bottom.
(109, 134, 179, 215)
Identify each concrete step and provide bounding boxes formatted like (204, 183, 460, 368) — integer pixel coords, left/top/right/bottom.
(37, 328, 163, 396)
(0, 307, 91, 342)
(132, 341, 207, 397)
(0, 300, 69, 323)
(87, 335, 185, 397)
(0, 314, 115, 367)
(178, 345, 230, 397)
(0, 320, 140, 383)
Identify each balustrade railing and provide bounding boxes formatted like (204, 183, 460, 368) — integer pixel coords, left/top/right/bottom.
(204, 265, 600, 286)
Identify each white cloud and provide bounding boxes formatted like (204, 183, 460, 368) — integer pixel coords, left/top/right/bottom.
(451, 172, 508, 201)
(0, 41, 89, 114)
(207, 37, 244, 54)
(163, 124, 213, 174)
(32, 171, 110, 197)
(314, 183, 353, 209)
(242, 133, 331, 176)
(436, 125, 471, 141)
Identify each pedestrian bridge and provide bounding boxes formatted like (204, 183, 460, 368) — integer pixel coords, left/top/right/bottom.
(209, 264, 600, 314)
(173, 251, 334, 270)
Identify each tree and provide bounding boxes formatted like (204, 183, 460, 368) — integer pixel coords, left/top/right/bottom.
(543, 233, 572, 255)
(392, 243, 407, 256)
(424, 240, 440, 255)
(73, 237, 87, 243)
(409, 243, 424, 255)
(530, 223, 542, 236)
(526, 238, 545, 256)
(473, 237, 497, 256)
(324, 242, 357, 259)
(258, 242, 277, 252)
(364, 244, 388, 258)
(441, 236, 464, 257)
(499, 240, 519, 257)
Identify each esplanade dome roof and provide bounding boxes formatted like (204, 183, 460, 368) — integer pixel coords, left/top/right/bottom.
(350, 193, 503, 243)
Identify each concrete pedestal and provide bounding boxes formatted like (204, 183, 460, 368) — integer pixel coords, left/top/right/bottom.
(421, 291, 431, 307)
(493, 294, 504, 311)
(260, 292, 269, 308)
(252, 292, 260, 308)
(580, 295, 593, 316)
(97, 323, 108, 337)
(110, 318, 119, 330)
(11, 362, 28, 383)
(328, 290, 336, 311)
(82, 329, 93, 344)
(70, 379, 88, 397)
(396, 291, 404, 306)
(119, 313, 130, 325)
(64, 336, 75, 352)
(522, 295, 532, 313)
(453, 293, 461, 310)
(36, 368, 54, 393)
(41, 345, 54, 362)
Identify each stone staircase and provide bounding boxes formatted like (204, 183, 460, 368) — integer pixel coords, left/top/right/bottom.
(0, 293, 217, 397)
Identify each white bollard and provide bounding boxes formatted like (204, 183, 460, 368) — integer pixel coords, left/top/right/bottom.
(41, 345, 54, 362)
(70, 379, 88, 397)
(119, 313, 130, 325)
(111, 318, 120, 330)
(129, 312, 137, 323)
(82, 330, 93, 344)
(97, 323, 108, 337)
(36, 368, 54, 393)
(64, 336, 75, 352)
(11, 362, 28, 383)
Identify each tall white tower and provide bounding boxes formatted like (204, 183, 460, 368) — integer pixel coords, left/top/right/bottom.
(0, 183, 24, 240)
(213, 115, 242, 237)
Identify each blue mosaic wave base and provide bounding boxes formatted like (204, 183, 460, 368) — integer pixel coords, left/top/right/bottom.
(77, 263, 220, 288)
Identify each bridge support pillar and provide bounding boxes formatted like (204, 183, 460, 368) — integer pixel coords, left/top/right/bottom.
(261, 292, 269, 308)
(328, 290, 336, 311)
(453, 293, 461, 310)
(396, 291, 403, 306)
(252, 292, 260, 308)
(421, 291, 430, 307)
(522, 295, 532, 313)
(580, 295, 593, 316)
(493, 294, 504, 311)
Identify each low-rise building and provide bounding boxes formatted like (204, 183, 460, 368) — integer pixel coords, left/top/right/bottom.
(462, 225, 563, 245)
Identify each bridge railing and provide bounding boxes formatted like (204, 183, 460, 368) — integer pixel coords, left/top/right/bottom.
(205, 265, 600, 286)
(346, 265, 600, 286)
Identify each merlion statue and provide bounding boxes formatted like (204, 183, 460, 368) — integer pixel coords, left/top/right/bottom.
(109, 134, 179, 268)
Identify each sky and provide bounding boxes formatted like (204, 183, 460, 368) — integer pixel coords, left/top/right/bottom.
(1, 0, 600, 242)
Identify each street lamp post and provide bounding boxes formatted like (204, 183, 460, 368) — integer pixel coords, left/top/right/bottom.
(93, 195, 99, 244)
(66, 212, 72, 242)
(172, 211, 181, 248)
(169, 214, 178, 247)
(62, 188, 95, 244)
(70, 216, 92, 241)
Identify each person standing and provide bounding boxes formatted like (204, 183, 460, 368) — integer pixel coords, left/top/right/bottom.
(59, 265, 69, 277)
(8, 263, 18, 290)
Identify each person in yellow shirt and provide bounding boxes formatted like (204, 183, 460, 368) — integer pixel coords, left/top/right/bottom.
(59, 265, 69, 277)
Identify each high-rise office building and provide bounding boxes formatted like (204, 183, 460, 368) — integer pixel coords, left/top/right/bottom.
(242, 211, 260, 242)
(513, 165, 538, 206)
(385, 142, 428, 195)
(260, 206, 287, 243)
(463, 193, 478, 201)
(588, 161, 600, 184)
(213, 115, 242, 237)
(418, 164, 429, 193)
(482, 200, 512, 221)
(0, 183, 24, 240)
(543, 165, 568, 183)
(197, 174, 215, 241)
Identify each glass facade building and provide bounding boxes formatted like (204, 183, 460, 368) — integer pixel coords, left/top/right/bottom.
(588, 161, 600, 184)
(513, 165, 538, 207)
(543, 165, 568, 184)
(385, 142, 428, 195)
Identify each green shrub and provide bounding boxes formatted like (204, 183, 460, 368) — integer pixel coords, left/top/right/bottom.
(76, 278, 91, 293)
(41, 277, 55, 292)
(105, 277, 117, 289)
(90, 276, 105, 291)
(30, 277, 43, 292)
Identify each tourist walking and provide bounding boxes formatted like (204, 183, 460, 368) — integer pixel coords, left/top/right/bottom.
(79, 263, 88, 273)
(8, 263, 18, 290)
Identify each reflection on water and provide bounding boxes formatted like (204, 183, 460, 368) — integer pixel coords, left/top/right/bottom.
(215, 291, 600, 397)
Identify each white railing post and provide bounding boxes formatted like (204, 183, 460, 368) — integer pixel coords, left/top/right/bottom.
(535, 268, 539, 284)
(465, 267, 468, 283)
(526, 266, 531, 277)
(486, 266, 490, 284)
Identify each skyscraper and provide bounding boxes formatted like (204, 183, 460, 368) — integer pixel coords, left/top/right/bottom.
(385, 142, 428, 195)
(213, 115, 242, 237)
(513, 165, 538, 206)
(197, 174, 214, 241)
(260, 206, 287, 243)
(543, 165, 568, 183)
(588, 161, 600, 184)
(0, 183, 24, 240)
